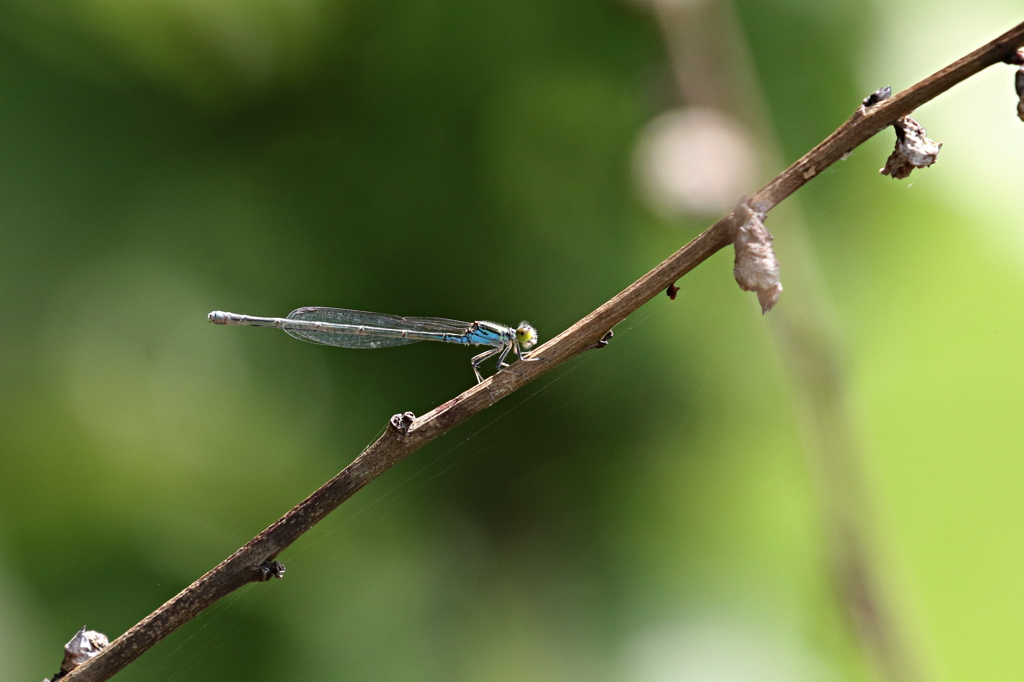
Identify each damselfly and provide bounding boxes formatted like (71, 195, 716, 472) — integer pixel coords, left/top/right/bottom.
(208, 307, 538, 383)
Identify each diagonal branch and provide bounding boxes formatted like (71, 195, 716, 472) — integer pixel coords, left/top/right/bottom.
(60, 20, 1024, 682)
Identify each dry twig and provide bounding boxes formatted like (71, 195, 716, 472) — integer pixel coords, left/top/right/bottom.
(59, 20, 1024, 682)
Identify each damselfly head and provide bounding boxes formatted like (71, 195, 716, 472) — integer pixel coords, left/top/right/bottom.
(516, 323, 538, 350)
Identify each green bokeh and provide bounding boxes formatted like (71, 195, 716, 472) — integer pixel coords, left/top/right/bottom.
(1, 1, 1021, 680)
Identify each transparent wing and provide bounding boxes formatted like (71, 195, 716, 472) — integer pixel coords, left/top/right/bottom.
(284, 307, 474, 349)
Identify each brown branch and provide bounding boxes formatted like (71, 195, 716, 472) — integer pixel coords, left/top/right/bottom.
(60, 20, 1024, 682)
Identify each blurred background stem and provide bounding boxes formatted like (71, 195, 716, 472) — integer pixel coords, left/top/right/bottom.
(647, 0, 924, 680)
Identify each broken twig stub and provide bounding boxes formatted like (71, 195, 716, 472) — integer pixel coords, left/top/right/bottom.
(48, 626, 109, 680)
(862, 85, 892, 108)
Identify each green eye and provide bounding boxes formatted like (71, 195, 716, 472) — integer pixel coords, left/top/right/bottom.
(516, 323, 538, 350)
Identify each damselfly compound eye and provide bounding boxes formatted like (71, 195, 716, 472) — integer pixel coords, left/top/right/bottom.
(517, 323, 538, 350)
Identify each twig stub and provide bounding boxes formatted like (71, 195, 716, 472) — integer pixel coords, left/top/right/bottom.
(388, 411, 417, 438)
(258, 560, 287, 581)
(862, 86, 892, 107)
(48, 627, 109, 681)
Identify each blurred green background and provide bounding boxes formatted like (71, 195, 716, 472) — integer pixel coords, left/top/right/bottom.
(2, 1, 1022, 680)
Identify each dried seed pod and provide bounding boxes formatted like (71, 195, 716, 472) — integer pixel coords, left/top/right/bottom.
(880, 116, 942, 179)
(1015, 66, 1024, 122)
(732, 202, 782, 314)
